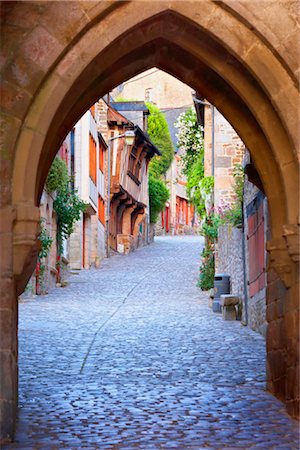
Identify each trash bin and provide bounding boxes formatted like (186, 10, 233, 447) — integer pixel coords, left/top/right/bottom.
(213, 274, 230, 312)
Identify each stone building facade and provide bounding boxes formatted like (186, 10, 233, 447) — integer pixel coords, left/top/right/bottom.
(203, 105, 245, 208)
(69, 107, 107, 270)
(217, 224, 245, 303)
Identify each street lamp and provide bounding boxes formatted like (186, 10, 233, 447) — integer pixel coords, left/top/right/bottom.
(106, 129, 135, 256)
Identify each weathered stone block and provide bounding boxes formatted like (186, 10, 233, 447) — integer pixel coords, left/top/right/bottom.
(220, 294, 240, 306)
(0, 81, 32, 121)
(286, 365, 299, 401)
(0, 310, 16, 351)
(220, 295, 240, 320)
(0, 399, 16, 444)
(0, 351, 16, 399)
(21, 26, 63, 72)
(222, 305, 237, 321)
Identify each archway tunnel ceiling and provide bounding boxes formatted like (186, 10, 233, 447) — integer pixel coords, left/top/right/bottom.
(30, 10, 298, 237)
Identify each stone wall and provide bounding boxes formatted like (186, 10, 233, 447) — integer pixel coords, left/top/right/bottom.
(204, 107, 245, 208)
(217, 224, 244, 300)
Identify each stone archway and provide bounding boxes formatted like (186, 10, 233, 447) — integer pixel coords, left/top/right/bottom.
(0, 0, 299, 441)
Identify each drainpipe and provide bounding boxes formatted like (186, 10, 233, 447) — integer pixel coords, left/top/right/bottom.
(106, 138, 112, 257)
(242, 197, 249, 325)
(193, 97, 215, 207)
(211, 105, 215, 208)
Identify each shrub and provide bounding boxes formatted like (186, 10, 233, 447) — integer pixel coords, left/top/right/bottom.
(198, 246, 215, 291)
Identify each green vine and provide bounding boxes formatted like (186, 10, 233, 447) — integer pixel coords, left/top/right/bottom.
(36, 219, 53, 293)
(54, 185, 87, 255)
(38, 219, 53, 260)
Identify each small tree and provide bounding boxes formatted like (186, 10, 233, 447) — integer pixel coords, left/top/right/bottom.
(145, 102, 173, 223)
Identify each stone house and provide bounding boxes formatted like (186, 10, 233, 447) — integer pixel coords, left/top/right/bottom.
(102, 101, 160, 254)
(69, 106, 107, 270)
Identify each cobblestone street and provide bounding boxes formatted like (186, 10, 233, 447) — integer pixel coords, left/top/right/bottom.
(6, 236, 299, 449)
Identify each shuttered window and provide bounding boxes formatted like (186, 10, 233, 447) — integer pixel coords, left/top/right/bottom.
(89, 133, 97, 184)
(98, 195, 105, 225)
(247, 193, 266, 297)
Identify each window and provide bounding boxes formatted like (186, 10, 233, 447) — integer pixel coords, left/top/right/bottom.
(89, 133, 97, 184)
(90, 104, 95, 118)
(70, 129, 75, 191)
(98, 195, 105, 225)
(99, 143, 104, 173)
(145, 88, 152, 102)
(128, 146, 138, 173)
(128, 145, 144, 185)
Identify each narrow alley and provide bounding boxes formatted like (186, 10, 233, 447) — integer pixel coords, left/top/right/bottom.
(7, 237, 299, 449)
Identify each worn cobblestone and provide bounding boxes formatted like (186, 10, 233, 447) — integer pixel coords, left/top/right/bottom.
(5, 236, 299, 448)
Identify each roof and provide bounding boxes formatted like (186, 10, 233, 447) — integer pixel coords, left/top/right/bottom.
(107, 104, 133, 126)
(111, 101, 149, 113)
(134, 125, 161, 156)
(97, 132, 108, 149)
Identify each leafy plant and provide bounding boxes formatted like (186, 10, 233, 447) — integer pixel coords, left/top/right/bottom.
(148, 175, 170, 224)
(53, 184, 87, 255)
(222, 204, 243, 227)
(202, 213, 221, 241)
(232, 164, 244, 203)
(38, 219, 53, 260)
(36, 219, 53, 294)
(198, 245, 215, 290)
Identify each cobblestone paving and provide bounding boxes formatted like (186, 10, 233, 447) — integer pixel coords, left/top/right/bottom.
(6, 236, 299, 449)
